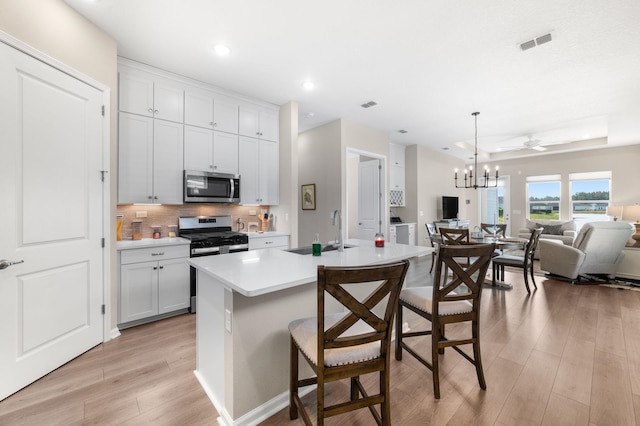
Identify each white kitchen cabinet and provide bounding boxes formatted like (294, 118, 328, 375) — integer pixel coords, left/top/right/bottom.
(119, 244, 189, 327)
(239, 104, 279, 142)
(184, 89, 239, 134)
(248, 234, 289, 251)
(184, 125, 239, 175)
(239, 136, 279, 205)
(118, 112, 184, 204)
(119, 68, 184, 123)
(389, 143, 405, 207)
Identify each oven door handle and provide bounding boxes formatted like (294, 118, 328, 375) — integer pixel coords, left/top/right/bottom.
(191, 247, 221, 256)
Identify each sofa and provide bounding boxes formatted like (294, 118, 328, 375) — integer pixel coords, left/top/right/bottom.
(539, 221, 634, 280)
(517, 219, 576, 259)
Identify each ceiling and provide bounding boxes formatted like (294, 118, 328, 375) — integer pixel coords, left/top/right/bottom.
(64, 0, 640, 161)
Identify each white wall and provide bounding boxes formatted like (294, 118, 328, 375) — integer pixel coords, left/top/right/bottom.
(465, 144, 640, 230)
(0, 0, 119, 328)
(298, 120, 342, 246)
(298, 119, 390, 246)
(405, 144, 466, 246)
(270, 101, 299, 246)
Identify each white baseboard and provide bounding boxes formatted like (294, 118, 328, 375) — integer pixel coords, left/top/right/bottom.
(194, 368, 315, 426)
(109, 327, 121, 340)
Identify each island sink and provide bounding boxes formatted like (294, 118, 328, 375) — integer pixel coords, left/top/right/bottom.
(286, 244, 354, 255)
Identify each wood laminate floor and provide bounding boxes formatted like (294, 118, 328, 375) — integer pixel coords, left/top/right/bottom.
(1, 256, 640, 425)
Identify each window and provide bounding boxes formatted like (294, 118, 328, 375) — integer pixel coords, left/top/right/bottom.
(527, 175, 561, 220)
(570, 171, 611, 226)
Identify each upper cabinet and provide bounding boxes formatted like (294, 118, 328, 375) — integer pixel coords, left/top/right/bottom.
(184, 89, 239, 134)
(119, 67, 184, 123)
(239, 104, 279, 142)
(118, 112, 184, 204)
(184, 125, 239, 175)
(239, 136, 279, 205)
(117, 58, 280, 205)
(389, 143, 405, 207)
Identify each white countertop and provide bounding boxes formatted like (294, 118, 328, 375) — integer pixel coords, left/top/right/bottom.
(389, 222, 416, 226)
(116, 237, 190, 250)
(189, 239, 432, 297)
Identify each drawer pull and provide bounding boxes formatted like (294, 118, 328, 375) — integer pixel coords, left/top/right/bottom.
(151, 252, 165, 256)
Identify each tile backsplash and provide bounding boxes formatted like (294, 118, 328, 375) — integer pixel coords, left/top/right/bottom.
(116, 204, 271, 240)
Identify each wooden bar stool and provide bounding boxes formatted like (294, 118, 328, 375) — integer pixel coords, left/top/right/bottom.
(289, 259, 410, 425)
(395, 244, 494, 399)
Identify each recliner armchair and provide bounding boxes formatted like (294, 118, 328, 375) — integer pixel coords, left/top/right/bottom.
(539, 221, 634, 281)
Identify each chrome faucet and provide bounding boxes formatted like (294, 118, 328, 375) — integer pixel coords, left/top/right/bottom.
(332, 209, 344, 252)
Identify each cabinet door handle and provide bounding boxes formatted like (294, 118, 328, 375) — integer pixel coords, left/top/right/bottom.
(0, 259, 24, 269)
(159, 266, 164, 269)
(209, 121, 214, 126)
(213, 122, 217, 127)
(151, 252, 165, 256)
(154, 109, 159, 114)
(148, 195, 153, 199)
(153, 266, 158, 270)
(148, 108, 153, 113)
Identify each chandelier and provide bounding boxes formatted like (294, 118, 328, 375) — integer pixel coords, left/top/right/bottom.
(454, 112, 499, 189)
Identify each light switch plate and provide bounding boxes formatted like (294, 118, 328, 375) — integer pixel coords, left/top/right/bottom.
(249, 210, 256, 216)
(225, 309, 232, 333)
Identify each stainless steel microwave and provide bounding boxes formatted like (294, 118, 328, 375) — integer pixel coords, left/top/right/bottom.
(184, 170, 240, 203)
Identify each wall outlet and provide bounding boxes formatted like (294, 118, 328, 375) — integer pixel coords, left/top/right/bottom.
(249, 210, 256, 216)
(419, 211, 424, 217)
(135, 211, 147, 218)
(225, 309, 232, 333)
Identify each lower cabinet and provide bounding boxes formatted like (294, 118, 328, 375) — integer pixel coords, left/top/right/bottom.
(248, 234, 289, 251)
(119, 244, 190, 327)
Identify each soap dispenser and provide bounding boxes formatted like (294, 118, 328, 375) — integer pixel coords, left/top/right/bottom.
(312, 234, 322, 256)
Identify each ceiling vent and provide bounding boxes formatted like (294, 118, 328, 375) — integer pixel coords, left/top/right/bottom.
(519, 32, 553, 51)
(360, 101, 377, 108)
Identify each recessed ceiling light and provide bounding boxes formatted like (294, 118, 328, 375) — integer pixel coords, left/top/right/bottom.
(302, 81, 315, 90)
(398, 129, 408, 134)
(213, 44, 231, 56)
(442, 147, 450, 151)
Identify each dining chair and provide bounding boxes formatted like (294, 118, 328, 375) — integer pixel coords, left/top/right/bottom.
(395, 244, 494, 399)
(480, 223, 507, 238)
(439, 227, 469, 245)
(425, 223, 438, 273)
(289, 259, 410, 425)
(491, 227, 544, 293)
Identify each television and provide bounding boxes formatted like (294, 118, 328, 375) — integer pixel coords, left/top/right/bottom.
(442, 196, 459, 220)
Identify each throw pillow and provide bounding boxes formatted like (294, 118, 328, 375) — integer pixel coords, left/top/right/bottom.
(536, 223, 563, 235)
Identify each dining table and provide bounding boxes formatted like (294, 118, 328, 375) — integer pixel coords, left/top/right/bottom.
(430, 234, 529, 289)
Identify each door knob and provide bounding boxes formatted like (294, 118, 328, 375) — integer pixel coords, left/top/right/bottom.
(0, 259, 24, 269)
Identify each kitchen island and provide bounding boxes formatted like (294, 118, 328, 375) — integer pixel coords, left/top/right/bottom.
(189, 239, 432, 426)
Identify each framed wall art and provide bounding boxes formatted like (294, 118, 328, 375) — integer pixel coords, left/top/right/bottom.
(301, 184, 316, 210)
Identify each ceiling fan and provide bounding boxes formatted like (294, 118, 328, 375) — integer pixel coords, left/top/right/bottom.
(499, 135, 554, 152)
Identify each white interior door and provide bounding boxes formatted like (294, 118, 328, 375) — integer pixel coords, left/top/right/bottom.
(0, 41, 105, 400)
(358, 159, 380, 240)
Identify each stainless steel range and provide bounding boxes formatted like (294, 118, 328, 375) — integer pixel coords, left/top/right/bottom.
(179, 216, 249, 312)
